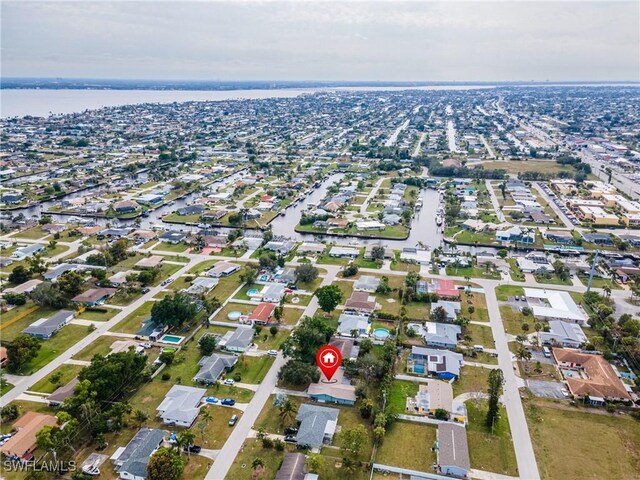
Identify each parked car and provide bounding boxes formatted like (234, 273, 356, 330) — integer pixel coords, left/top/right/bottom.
(142, 287, 151, 294)
(284, 435, 297, 443)
(221, 398, 236, 406)
(223, 379, 235, 386)
(284, 427, 298, 435)
(183, 445, 202, 454)
(139, 342, 152, 349)
(228, 414, 238, 426)
(267, 350, 278, 357)
(561, 388, 570, 397)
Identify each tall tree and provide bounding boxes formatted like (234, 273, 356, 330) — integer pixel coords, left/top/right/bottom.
(147, 447, 185, 480)
(151, 292, 197, 328)
(278, 398, 298, 427)
(486, 369, 504, 429)
(315, 285, 343, 314)
(6, 334, 41, 373)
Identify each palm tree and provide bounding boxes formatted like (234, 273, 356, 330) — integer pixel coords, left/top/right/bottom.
(515, 346, 532, 364)
(602, 285, 611, 299)
(278, 398, 298, 427)
(178, 430, 196, 457)
(252, 457, 265, 475)
(198, 409, 212, 444)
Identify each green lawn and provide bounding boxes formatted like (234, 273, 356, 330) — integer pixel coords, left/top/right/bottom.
(112, 302, 154, 334)
(495, 285, 524, 301)
(465, 401, 518, 475)
(1, 382, 14, 396)
(576, 275, 621, 290)
(316, 254, 350, 266)
(462, 323, 496, 349)
(499, 305, 534, 335)
(507, 258, 526, 281)
(252, 328, 292, 351)
(227, 439, 295, 480)
(525, 398, 640, 480)
(0, 304, 58, 342)
(446, 264, 501, 280)
(11, 226, 50, 240)
(452, 366, 491, 397)
(73, 335, 133, 361)
(534, 274, 572, 286)
(461, 292, 490, 322)
(387, 380, 419, 415)
(153, 241, 190, 253)
(30, 364, 85, 394)
(213, 303, 254, 322)
(225, 355, 274, 384)
(76, 307, 118, 322)
(375, 421, 437, 471)
(14, 325, 89, 375)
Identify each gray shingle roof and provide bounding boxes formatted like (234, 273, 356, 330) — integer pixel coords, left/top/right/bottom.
(194, 353, 238, 383)
(117, 428, 165, 479)
(23, 310, 74, 338)
(295, 404, 339, 448)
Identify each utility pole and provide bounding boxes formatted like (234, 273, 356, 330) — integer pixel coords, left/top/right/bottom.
(586, 250, 600, 293)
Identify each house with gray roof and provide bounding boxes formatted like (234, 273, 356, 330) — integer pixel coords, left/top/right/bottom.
(43, 263, 79, 282)
(353, 275, 380, 293)
(337, 313, 371, 338)
(156, 385, 205, 427)
(414, 322, 462, 349)
(437, 423, 470, 478)
(112, 428, 165, 480)
(430, 301, 461, 322)
(275, 453, 307, 480)
(295, 404, 339, 449)
(218, 326, 254, 352)
(193, 353, 238, 384)
(261, 283, 286, 303)
(539, 320, 587, 348)
(23, 310, 75, 339)
(11, 244, 45, 260)
(408, 346, 463, 380)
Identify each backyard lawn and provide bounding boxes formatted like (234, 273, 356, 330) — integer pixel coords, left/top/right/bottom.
(375, 421, 437, 471)
(73, 335, 134, 361)
(462, 323, 496, 349)
(225, 355, 274, 384)
(525, 398, 640, 480)
(465, 401, 518, 476)
(386, 380, 419, 415)
(452, 366, 491, 397)
(499, 305, 533, 335)
(14, 325, 89, 375)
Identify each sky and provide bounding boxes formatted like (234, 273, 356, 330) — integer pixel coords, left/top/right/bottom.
(1, 1, 639, 82)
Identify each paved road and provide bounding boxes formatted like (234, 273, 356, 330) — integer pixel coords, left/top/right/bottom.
(0, 258, 198, 406)
(360, 177, 385, 216)
(204, 264, 338, 479)
(479, 134, 497, 159)
(532, 182, 575, 229)
(485, 180, 506, 222)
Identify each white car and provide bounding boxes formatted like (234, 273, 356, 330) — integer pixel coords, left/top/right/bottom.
(139, 342, 152, 349)
(561, 388, 570, 397)
(267, 350, 278, 357)
(223, 379, 235, 386)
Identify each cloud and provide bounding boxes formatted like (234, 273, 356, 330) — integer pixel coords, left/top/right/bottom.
(1, 1, 638, 81)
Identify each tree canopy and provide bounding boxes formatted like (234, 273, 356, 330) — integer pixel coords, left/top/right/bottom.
(315, 285, 343, 314)
(150, 292, 197, 327)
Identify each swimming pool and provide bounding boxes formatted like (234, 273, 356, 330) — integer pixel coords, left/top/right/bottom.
(413, 364, 425, 374)
(373, 328, 390, 340)
(247, 288, 260, 296)
(259, 274, 269, 282)
(228, 311, 242, 321)
(159, 335, 185, 345)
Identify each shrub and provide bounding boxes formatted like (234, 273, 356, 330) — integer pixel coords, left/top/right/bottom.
(273, 439, 285, 451)
(161, 372, 171, 381)
(261, 437, 274, 449)
(233, 373, 242, 382)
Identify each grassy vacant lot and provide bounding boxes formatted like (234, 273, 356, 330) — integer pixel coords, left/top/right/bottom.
(16, 325, 89, 375)
(375, 421, 437, 471)
(11, 225, 50, 239)
(225, 355, 274, 384)
(462, 323, 495, 349)
(465, 401, 518, 476)
(30, 364, 85, 394)
(495, 285, 524, 301)
(113, 301, 154, 333)
(576, 275, 621, 290)
(483, 160, 573, 175)
(253, 328, 292, 351)
(227, 439, 295, 480)
(452, 366, 491, 397)
(73, 335, 133, 361)
(446, 264, 501, 280)
(316, 253, 350, 266)
(387, 380, 419, 415)
(499, 305, 534, 335)
(525, 399, 640, 480)
(152, 241, 190, 253)
(534, 273, 572, 286)
(255, 394, 298, 434)
(461, 291, 490, 322)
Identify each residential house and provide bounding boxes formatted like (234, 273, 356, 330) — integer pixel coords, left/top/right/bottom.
(0, 412, 57, 460)
(308, 368, 357, 405)
(134, 255, 164, 269)
(72, 287, 117, 306)
(112, 428, 165, 480)
(193, 353, 238, 384)
(48, 378, 80, 407)
(157, 385, 206, 427)
(261, 283, 286, 303)
(275, 267, 297, 285)
(0, 346, 7, 368)
(159, 231, 187, 244)
(297, 242, 326, 255)
(218, 326, 254, 353)
(437, 423, 471, 478)
(344, 291, 378, 315)
(524, 288, 587, 325)
(421, 322, 461, 349)
(353, 275, 380, 293)
(363, 244, 393, 260)
(23, 310, 75, 339)
(408, 346, 463, 380)
(539, 321, 587, 348)
(429, 279, 460, 299)
(407, 379, 465, 423)
(582, 233, 614, 245)
(183, 277, 218, 295)
(249, 302, 276, 326)
(11, 244, 45, 260)
(113, 200, 139, 213)
(275, 453, 307, 480)
(263, 240, 297, 256)
(337, 313, 371, 338)
(295, 404, 339, 449)
(496, 226, 535, 244)
(328, 246, 359, 258)
(3, 279, 42, 295)
(552, 348, 631, 404)
(430, 300, 461, 322)
(207, 261, 240, 278)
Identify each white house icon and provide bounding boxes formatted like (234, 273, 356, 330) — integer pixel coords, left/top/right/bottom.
(322, 352, 336, 365)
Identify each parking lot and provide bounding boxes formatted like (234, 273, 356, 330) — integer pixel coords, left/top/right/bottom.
(527, 379, 568, 399)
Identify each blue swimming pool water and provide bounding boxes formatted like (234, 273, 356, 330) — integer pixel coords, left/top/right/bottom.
(259, 275, 269, 281)
(373, 328, 390, 339)
(247, 288, 259, 296)
(413, 364, 425, 374)
(160, 335, 184, 345)
(228, 311, 242, 320)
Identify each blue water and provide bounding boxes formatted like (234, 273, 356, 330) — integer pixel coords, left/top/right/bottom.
(247, 288, 259, 295)
(373, 328, 390, 339)
(413, 364, 425, 374)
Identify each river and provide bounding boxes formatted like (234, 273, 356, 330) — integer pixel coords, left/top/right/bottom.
(0, 85, 496, 118)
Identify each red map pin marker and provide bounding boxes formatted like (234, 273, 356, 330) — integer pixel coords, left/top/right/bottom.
(316, 345, 342, 382)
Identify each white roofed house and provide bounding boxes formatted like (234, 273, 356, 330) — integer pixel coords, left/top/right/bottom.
(261, 282, 286, 303)
(337, 313, 371, 338)
(524, 288, 587, 325)
(353, 275, 380, 293)
(539, 320, 587, 348)
(156, 385, 206, 427)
